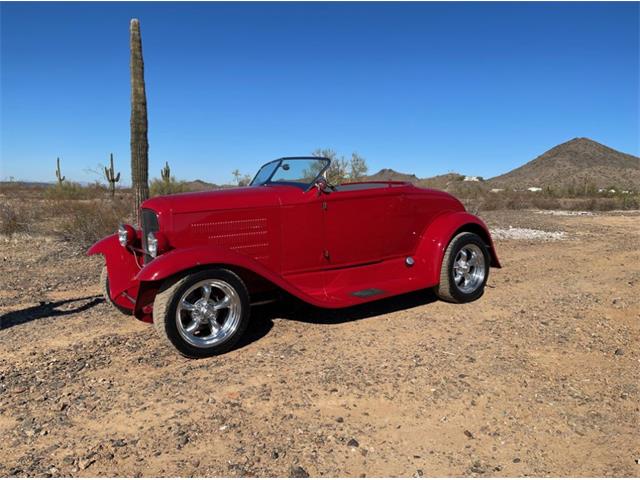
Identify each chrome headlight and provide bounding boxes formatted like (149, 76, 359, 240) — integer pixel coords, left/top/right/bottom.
(118, 224, 135, 247)
(146, 231, 158, 258)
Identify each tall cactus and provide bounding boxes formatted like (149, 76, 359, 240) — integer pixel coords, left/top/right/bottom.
(104, 153, 121, 197)
(160, 161, 171, 182)
(130, 18, 149, 225)
(55, 157, 65, 185)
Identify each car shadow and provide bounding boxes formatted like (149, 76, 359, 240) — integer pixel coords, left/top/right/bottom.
(0, 296, 104, 330)
(253, 288, 437, 326)
(234, 289, 438, 352)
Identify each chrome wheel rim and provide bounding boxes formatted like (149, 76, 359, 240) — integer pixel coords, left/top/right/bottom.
(176, 279, 242, 348)
(452, 243, 486, 294)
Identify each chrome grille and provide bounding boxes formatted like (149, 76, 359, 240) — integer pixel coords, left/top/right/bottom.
(141, 208, 159, 263)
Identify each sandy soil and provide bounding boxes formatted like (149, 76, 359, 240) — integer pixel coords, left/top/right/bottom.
(0, 210, 638, 477)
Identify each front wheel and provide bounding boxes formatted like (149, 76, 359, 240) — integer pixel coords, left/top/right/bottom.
(435, 232, 490, 303)
(153, 268, 250, 358)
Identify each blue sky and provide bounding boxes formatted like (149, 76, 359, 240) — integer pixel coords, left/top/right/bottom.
(1, 2, 638, 185)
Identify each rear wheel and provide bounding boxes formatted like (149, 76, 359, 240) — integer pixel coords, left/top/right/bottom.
(101, 266, 132, 315)
(435, 232, 490, 303)
(153, 268, 250, 358)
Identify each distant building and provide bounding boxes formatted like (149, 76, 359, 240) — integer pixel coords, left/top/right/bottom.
(490, 188, 504, 193)
(527, 187, 542, 192)
(463, 176, 480, 182)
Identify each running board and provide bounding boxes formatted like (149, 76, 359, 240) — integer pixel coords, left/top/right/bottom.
(250, 298, 277, 307)
(351, 288, 386, 298)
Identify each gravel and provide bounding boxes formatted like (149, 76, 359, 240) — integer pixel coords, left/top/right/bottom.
(0, 209, 637, 477)
(491, 226, 567, 241)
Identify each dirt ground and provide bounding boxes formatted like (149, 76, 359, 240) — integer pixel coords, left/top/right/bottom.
(0, 210, 638, 477)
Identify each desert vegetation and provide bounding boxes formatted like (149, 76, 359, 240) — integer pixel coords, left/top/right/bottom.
(445, 181, 639, 213)
(103, 154, 121, 198)
(2, 136, 638, 251)
(312, 148, 368, 184)
(2, 175, 636, 253)
(149, 162, 190, 196)
(129, 18, 150, 224)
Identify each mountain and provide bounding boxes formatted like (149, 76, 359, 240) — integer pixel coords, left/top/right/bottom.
(417, 172, 466, 190)
(365, 168, 420, 183)
(183, 179, 220, 191)
(489, 138, 640, 190)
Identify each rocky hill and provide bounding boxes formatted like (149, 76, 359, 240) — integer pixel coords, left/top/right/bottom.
(183, 179, 220, 191)
(417, 172, 466, 190)
(365, 168, 420, 183)
(489, 138, 640, 190)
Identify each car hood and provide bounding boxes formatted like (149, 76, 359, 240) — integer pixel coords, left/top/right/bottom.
(141, 185, 299, 215)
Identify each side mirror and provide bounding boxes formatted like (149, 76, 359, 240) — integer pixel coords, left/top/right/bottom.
(314, 177, 330, 194)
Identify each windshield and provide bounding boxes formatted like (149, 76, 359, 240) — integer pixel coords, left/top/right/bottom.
(250, 157, 330, 189)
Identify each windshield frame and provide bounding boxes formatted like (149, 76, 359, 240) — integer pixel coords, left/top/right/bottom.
(249, 157, 331, 191)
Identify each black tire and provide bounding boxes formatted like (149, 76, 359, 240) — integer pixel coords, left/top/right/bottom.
(101, 266, 133, 315)
(153, 268, 250, 358)
(435, 232, 490, 303)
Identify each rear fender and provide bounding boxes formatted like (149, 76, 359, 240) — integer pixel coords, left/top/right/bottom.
(415, 211, 501, 285)
(87, 234, 142, 310)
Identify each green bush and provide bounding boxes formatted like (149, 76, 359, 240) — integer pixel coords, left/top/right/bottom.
(150, 177, 190, 197)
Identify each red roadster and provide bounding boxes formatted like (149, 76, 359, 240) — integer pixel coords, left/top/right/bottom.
(89, 157, 500, 357)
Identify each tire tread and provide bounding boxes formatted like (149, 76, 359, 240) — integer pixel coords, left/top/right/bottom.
(435, 232, 467, 303)
(152, 268, 251, 358)
(435, 232, 489, 303)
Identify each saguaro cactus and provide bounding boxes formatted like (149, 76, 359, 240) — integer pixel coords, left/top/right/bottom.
(104, 153, 121, 197)
(130, 18, 149, 224)
(160, 161, 171, 182)
(55, 157, 65, 185)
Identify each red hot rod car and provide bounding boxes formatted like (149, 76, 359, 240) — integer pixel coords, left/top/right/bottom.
(89, 157, 500, 358)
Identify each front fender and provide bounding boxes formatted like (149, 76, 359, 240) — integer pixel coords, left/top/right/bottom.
(415, 211, 501, 285)
(134, 245, 322, 306)
(87, 234, 141, 309)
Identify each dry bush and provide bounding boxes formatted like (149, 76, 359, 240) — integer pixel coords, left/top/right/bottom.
(44, 182, 108, 201)
(58, 198, 131, 248)
(557, 195, 640, 211)
(0, 203, 29, 236)
(531, 195, 562, 210)
(463, 188, 639, 212)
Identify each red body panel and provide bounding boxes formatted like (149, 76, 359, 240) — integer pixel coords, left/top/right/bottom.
(414, 211, 501, 285)
(88, 181, 500, 318)
(87, 234, 141, 311)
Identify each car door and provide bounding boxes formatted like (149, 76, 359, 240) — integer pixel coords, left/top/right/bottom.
(323, 185, 403, 267)
(279, 188, 327, 275)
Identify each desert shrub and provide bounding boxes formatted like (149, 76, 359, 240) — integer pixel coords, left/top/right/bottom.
(559, 195, 640, 211)
(58, 198, 131, 248)
(44, 182, 108, 201)
(502, 191, 529, 210)
(620, 194, 640, 210)
(531, 195, 562, 210)
(593, 198, 619, 211)
(312, 148, 369, 184)
(0, 203, 29, 236)
(44, 182, 85, 200)
(150, 177, 190, 197)
(465, 189, 640, 212)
